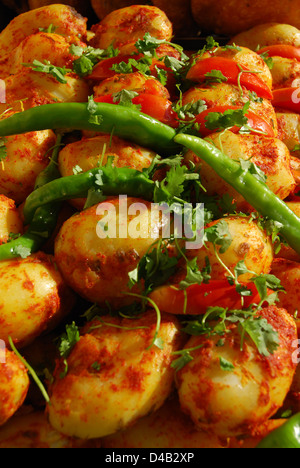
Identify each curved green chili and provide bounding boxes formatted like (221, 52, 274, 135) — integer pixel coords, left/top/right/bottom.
(174, 133, 300, 256)
(0, 134, 63, 261)
(0, 102, 179, 156)
(256, 413, 300, 448)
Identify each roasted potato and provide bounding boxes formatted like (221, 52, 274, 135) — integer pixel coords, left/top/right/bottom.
(271, 258, 300, 317)
(231, 23, 300, 51)
(0, 195, 23, 245)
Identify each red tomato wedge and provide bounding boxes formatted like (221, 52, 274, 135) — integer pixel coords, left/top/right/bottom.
(194, 105, 275, 137)
(272, 87, 300, 113)
(149, 280, 264, 315)
(186, 57, 273, 100)
(259, 45, 300, 61)
(94, 93, 179, 128)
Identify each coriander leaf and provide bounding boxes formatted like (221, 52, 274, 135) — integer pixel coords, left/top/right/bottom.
(112, 89, 141, 110)
(240, 315, 279, 356)
(87, 95, 103, 125)
(70, 44, 119, 77)
(203, 219, 232, 253)
(171, 350, 194, 372)
(12, 245, 31, 259)
(205, 107, 248, 132)
(23, 60, 72, 83)
(219, 356, 235, 371)
(204, 69, 228, 85)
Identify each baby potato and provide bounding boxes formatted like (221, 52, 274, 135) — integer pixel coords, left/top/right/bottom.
(0, 129, 56, 204)
(90, 5, 173, 54)
(0, 32, 78, 79)
(0, 349, 29, 427)
(277, 111, 300, 155)
(182, 83, 278, 136)
(176, 305, 297, 438)
(0, 4, 87, 58)
(0, 411, 100, 448)
(275, 202, 300, 262)
(47, 310, 183, 439)
(271, 258, 300, 317)
(0, 69, 90, 116)
(102, 394, 227, 448)
(0, 195, 23, 245)
(270, 56, 300, 89)
(93, 72, 170, 100)
(184, 132, 295, 211)
(58, 134, 156, 210)
(230, 23, 300, 51)
(195, 216, 274, 281)
(0, 252, 75, 348)
(54, 197, 171, 308)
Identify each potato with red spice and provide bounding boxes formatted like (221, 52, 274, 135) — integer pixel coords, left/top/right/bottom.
(47, 310, 183, 439)
(0, 252, 75, 348)
(195, 216, 274, 282)
(0, 349, 29, 427)
(54, 197, 172, 309)
(90, 5, 173, 55)
(271, 258, 300, 317)
(0, 195, 23, 245)
(176, 305, 297, 438)
(230, 23, 300, 51)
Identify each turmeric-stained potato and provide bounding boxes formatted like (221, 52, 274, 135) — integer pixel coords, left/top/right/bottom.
(230, 23, 300, 51)
(102, 395, 227, 448)
(184, 132, 295, 210)
(0, 195, 23, 245)
(0, 252, 75, 348)
(176, 305, 297, 438)
(0, 349, 29, 427)
(274, 202, 300, 262)
(90, 5, 173, 54)
(270, 56, 300, 89)
(277, 111, 300, 155)
(0, 411, 100, 448)
(54, 197, 171, 308)
(0, 4, 87, 58)
(182, 83, 278, 136)
(93, 72, 170, 100)
(58, 134, 156, 209)
(0, 69, 90, 115)
(0, 32, 78, 79)
(271, 258, 300, 317)
(195, 216, 274, 281)
(0, 129, 56, 204)
(47, 311, 183, 439)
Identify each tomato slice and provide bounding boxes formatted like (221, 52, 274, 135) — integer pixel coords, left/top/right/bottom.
(194, 105, 275, 137)
(259, 45, 300, 61)
(186, 57, 273, 100)
(95, 93, 179, 128)
(272, 87, 300, 113)
(87, 54, 142, 80)
(149, 280, 263, 315)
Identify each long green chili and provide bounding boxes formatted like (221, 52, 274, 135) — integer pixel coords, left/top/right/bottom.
(256, 413, 300, 448)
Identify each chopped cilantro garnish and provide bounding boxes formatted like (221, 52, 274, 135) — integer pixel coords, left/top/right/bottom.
(22, 59, 72, 83)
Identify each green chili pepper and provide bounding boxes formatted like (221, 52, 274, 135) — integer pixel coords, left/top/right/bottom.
(0, 102, 179, 156)
(0, 134, 63, 261)
(256, 413, 300, 448)
(174, 133, 300, 256)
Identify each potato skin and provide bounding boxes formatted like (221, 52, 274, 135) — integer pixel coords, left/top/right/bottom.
(277, 111, 300, 155)
(0, 129, 56, 204)
(54, 197, 170, 308)
(271, 258, 300, 317)
(185, 132, 295, 211)
(195, 216, 274, 281)
(231, 23, 300, 50)
(58, 135, 156, 210)
(0, 195, 23, 245)
(47, 311, 183, 439)
(0, 252, 75, 348)
(176, 306, 297, 438)
(0, 349, 29, 427)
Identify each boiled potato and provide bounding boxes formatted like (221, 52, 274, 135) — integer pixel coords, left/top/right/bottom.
(231, 23, 300, 51)
(176, 305, 297, 437)
(195, 216, 274, 281)
(0, 195, 23, 245)
(54, 197, 172, 308)
(47, 310, 183, 439)
(182, 83, 278, 136)
(90, 5, 173, 54)
(274, 202, 300, 263)
(0, 410, 100, 448)
(0, 4, 87, 58)
(0, 129, 56, 204)
(277, 111, 300, 155)
(58, 134, 156, 210)
(91, 0, 137, 20)
(271, 258, 300, 317)
(0, 32, 78, 80)
(184, 132, 295, 211)
(0, 252, 75, 348)
(192, 1, 300, 37)
(152, 0, 198, 36)
(270, 56, 300, 89)
(0, 349, 29, 426)
(0, 69, 90, 116)
(102, 394, 226, 448)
